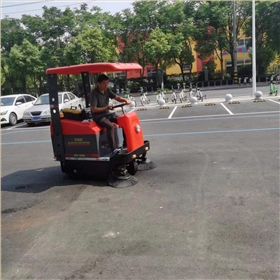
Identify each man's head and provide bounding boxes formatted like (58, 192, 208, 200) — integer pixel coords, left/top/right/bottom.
(97, 74, 109, 92)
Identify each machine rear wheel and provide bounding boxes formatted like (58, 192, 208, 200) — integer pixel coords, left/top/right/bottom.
(127, 160, 138, 175)
(69, 169, 80, 179)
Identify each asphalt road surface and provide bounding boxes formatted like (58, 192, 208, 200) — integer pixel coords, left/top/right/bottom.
(1, 91, 279, 279)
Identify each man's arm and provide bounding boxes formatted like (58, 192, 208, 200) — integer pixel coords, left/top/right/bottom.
(91, 105, 112, 113)
(107, 88, 131, 105)
(114, 95, 131, 104)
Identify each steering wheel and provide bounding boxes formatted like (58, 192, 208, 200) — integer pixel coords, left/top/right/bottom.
(112, 103, 127, 114)
(112, 103, 126, 109)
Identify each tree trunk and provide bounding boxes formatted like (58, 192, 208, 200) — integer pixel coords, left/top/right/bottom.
(140, 59, 145, 78)
(32, 74, 40, 96)
(180, 64, 185, 82)
(21, 76, 27, 93)
(220, 50, 224, 80)
(11, 79, 15, 93)
(125, 71, 127, 92)
(67, 75, 70, 91)
(228, 42, 235, 78)
(190, 64, 194, 80)
(161, 69, 164, 90)
(175, 59, 185, 81)
(155, 65, 159, 88)
(39, 76, 43, 96)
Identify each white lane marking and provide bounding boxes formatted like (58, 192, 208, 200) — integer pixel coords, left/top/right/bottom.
(1, 125, 49, 134)
(2, 128, 50, 136)
(268, 99, 280, 105)
(140, 110, 280, 122)
(168, 106, 177, 119)
(4, 123, 26, 131)
(141, 114, 225, 122)
(6, 126, 16, 131)
(220, 103, 234, 115)
(2, 111, 280, 136)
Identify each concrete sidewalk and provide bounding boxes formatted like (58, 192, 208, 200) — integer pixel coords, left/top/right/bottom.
(141, 94, 279, 108)
(199, 94, 279, 105)
(135, 82, 271, 97)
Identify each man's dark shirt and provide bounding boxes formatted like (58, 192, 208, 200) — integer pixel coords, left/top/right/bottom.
(90, 87, 116, 121)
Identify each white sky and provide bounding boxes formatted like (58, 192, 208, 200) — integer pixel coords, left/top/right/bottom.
(1, 0, 134, 19)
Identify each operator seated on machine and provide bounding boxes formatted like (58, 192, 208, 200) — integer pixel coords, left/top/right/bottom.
(90, 74, 131, 155)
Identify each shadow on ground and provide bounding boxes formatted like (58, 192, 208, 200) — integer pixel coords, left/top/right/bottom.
(1, 166, 107, 194)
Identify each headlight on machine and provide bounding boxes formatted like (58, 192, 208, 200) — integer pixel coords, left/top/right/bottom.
(41, 108, 50, 116)
(135, 124, 141, 133)
(1, 110, 8, 115)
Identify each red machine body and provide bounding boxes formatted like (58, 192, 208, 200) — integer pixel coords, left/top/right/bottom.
(46, 62, 154, 184)
(50, 111, 144, 158)
(50, 120, 120, 158)
(59, 119, 101, 135)
(117, 112, 144, 152)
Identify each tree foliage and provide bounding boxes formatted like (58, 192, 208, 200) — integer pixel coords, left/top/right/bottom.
(9, 39, 44, 93)
(193, 1, 252, 77)
(1, 0, 279, 94)
(243, 0, 280, 75)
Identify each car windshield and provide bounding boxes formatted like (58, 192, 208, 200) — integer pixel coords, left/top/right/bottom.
(34, 95, 49, 105)
(34, 94, 62, 105)
(0, 97, 16, 106)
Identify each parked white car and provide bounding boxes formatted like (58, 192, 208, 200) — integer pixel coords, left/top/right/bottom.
(23, 92, 83, 126)
(0, 94, 37, 126)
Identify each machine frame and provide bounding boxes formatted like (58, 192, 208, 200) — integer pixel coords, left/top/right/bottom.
(46, 63, 155, 187)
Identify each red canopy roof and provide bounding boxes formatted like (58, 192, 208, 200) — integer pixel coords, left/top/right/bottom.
(46, 62, 142, 75)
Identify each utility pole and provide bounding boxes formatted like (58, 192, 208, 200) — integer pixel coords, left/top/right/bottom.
(252, 0, 257, 94)
(233, 0, 238, 85)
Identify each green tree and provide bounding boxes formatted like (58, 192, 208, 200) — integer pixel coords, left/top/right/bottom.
(1, 17, 26, 53)
(193, 1, 251, 78)
(158, 1, 195, 81)
(193, 1, 229, 79)
(144, 28, 176, 87)
(1, 17, 28, 93)
(9, 39, 44, 94)
(1, 65, 7, 87)
(244, 1, 280, 75)
(116, 1, 160, 76)
(66, 27, 116, 64)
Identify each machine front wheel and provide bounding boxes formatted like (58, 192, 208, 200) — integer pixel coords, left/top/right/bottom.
(127, 160, 138, 175)
(68, 168, 80, 179)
